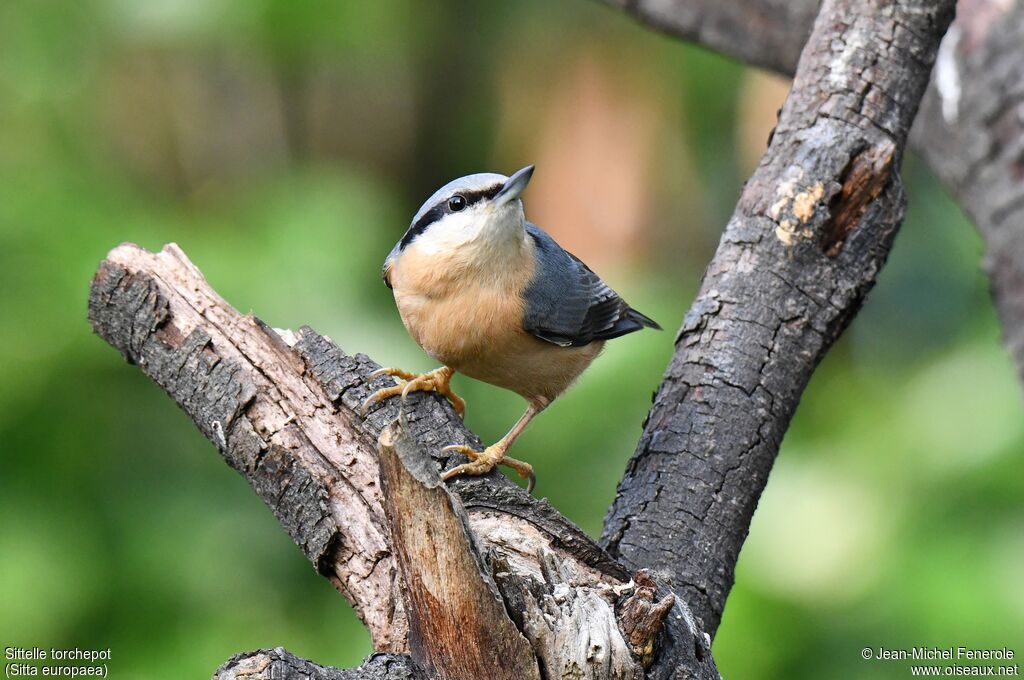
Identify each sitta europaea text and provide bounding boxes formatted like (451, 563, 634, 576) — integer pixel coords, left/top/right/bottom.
(362, 165, 660, 493)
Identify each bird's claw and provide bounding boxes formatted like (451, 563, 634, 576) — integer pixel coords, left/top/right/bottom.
(360, 366, 466, 418)
(359, 382, 404, 416)
(441, 444, 536, 495)
(368, 367, 417, 381)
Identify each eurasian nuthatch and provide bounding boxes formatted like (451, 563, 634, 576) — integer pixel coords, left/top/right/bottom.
(362, 166, 660, 492)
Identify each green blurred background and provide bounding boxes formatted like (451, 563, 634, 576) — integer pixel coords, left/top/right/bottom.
(1, 1, 1021, 678)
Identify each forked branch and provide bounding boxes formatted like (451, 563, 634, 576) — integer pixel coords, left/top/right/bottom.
(88, 243, 716, 679)
(601, 0, 955, 637)
(599, 0, 1024, 387)
(88, 0, 956, 676)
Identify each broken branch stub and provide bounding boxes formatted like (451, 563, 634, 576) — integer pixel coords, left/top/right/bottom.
(87, 243, 719, 678)
(88, 243, 410, 651)
(377, 421, 540, 680)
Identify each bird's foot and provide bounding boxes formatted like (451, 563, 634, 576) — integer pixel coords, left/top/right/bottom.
(360, 366, 466, 418)
(441, 444, 536, 494)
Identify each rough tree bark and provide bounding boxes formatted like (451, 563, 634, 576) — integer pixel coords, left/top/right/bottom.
(214, 648, 423, 680)
(86, 1, 955, 677)
(913, 1, 1024, 385)
(599, 0, 1024, 386)
(598, 0, 821, 75)
(600, 0, 955, 637)
(88, 243, 716, 679)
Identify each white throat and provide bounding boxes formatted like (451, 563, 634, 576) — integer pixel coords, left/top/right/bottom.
(413, 201, 529, 275)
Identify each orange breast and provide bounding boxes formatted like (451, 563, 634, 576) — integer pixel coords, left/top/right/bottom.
(389, 241, 600, 401)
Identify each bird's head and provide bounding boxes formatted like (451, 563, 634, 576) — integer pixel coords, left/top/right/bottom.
(396, 165, 535, 256)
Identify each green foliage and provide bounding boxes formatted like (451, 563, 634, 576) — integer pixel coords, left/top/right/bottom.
(0, 1, 1020, 678)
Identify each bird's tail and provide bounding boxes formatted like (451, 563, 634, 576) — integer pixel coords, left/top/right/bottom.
(625, 307, 662, 331)
(598, 307, 662, 341)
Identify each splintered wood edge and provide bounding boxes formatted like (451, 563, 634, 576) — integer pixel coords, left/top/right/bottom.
(90, 242, 710, 678)
(379, 421, 669, 679)
(377, 421, 541, 680)
(90, 242, 410, 651)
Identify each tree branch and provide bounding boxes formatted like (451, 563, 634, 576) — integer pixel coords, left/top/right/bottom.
(598, 0, 820, 75)
(213, 648, 424, 680)
(600, 0, 1024, 386)
(600, 0, 955, 637)
(911, 0, 1024, 383)
(88, 1, 962, 671)
(87, 244, 718, 678)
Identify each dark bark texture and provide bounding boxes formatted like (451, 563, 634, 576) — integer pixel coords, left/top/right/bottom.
(87, 244, 718, 679)
(912, 0, 1024, 384)
(87, 0, 967, 675)
(600, 0, 955, 637)
(213, 649, 423, 680)
(599, 0, 821, 75)
(601, 0, 1024, 385)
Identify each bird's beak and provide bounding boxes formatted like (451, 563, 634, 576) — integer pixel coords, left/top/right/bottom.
(494, 165, 535, 206)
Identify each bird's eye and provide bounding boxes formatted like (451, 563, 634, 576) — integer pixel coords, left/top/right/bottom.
(448, 195, 466, 211)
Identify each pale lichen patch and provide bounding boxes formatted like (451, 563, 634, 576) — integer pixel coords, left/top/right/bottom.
(776, 220, 797, 246)
(792, 183, 825, 222)
(769, 172, 822, 246)
(829, 31, 867, 89)
(768, 174, 801, 220)
(774, 220, 814, 246)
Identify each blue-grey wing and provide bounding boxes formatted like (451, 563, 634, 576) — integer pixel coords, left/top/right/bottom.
(522, 224, 660, 347)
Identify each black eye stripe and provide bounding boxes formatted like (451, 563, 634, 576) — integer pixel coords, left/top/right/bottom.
(400, 205, 444, 250)
(398, 182, 504, 250)
(458, 184, 503, 206)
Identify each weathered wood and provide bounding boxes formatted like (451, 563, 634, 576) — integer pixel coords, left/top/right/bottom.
(88, 2, 962, 670)
(295, 330, 632, 584)
(377, 422, 540, 680)
(87, 244, 718, 678)
(89, 245, 410, 652)
(600, 0, 955, 637)
(213, 648, 424, 680)
(600, 0, 1024, 388)
(617, 571, 676, 669)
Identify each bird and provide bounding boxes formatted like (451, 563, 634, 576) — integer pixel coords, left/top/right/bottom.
(361, 165, 660, 493)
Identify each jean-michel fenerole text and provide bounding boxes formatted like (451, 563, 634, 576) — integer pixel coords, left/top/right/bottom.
(872, 647, 1015, 661)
